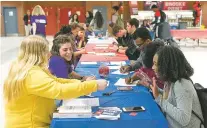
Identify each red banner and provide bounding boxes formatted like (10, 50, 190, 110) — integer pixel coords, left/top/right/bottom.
(163, 1, 187, 10)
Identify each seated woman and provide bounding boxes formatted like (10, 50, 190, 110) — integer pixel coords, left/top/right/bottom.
(49, 35, 94, 81)
(85, 23, 94, 38)
(125, 41, 164, 89)
(4, 35, 107, 128)
(141, 19, 151, 31)
(151, 46, 204, 128)
(76, 27, 88, 49)
(53, 24, 86, 67)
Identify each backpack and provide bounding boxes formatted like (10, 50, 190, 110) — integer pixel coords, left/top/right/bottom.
(160, 10, 166, 23)
(192, 83, 207, 128)
(116, 15, 124, 28)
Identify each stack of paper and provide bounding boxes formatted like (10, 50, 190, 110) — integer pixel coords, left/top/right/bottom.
(111, 70, 134, 75)
(53, 98, 99, 118)
(94, 107, 122, 120)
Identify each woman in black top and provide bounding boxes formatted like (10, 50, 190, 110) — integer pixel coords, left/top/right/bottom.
(85, 11, 93, 24)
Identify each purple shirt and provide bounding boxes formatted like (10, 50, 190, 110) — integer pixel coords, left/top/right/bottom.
(49, 56, 74, 79)
(31, 15, 47, 36)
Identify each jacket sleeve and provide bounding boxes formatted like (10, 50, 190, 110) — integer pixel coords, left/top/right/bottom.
(129, 51, 144, 71)
(23, 15, 26, 21)
(155, 81, 193, 127)
(25, 67, 98, 100)
(151, 17, 159, 25)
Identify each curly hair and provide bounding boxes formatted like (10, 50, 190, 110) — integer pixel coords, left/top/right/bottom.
(112, 6, 120, 11)
(51, 35, 75, 64)
(54, 25, 72, 38)
(156, 46, 194, 83)
(94, 11, 104, 29)
(142, 41, 164, 68)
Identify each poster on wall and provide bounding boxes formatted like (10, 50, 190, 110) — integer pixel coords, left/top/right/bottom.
(163, 2, 187, 10)
(144, 1, 164, 10)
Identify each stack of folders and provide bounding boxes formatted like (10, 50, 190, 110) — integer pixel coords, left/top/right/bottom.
(93, 107, 122, 120)
(53, 98, 99, 118)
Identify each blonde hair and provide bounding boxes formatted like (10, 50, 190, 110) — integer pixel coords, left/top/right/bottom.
(4, 35, 49, 102)
(32, 5, 45, 16)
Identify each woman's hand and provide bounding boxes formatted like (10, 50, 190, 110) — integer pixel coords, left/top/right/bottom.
(79, 48, 86, 54)
(150, 77, 159, 98)
(137, 80, 150, 88)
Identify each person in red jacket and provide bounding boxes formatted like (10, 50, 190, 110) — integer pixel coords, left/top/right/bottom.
(193, 2, 201, 27)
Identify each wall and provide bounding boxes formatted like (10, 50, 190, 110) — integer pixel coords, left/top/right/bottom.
(1, 1, 25, 36)
(201, 2, 207, 27)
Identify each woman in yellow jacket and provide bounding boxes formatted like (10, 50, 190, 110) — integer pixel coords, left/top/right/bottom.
(3, 35, 107, 128)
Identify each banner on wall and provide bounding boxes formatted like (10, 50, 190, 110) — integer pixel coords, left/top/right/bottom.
(163, 1, 187, 10)
(144, 1, 164, 10)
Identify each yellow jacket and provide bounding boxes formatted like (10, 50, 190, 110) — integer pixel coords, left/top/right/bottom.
(5, 66, 97, 128)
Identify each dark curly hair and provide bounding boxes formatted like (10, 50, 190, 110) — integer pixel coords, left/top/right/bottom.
(142, 41, 164, 68)
(156, 46, 194, 83)
(54, 25, 72, 38)
(94, 11, 104, 29)
(112, 6, 120, 11)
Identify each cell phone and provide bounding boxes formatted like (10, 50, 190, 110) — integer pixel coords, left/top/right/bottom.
(122, 106, 145, 112)
(117, 87, 133, 91)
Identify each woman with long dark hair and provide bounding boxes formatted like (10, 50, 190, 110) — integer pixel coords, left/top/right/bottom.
(85, 11, 93, 24)
(69, 14, 79, 25)
(90, 11, 104, 36)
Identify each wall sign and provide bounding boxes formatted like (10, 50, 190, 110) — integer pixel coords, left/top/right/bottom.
(163, 1, 187, 10)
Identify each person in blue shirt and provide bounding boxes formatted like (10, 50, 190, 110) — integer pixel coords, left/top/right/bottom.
(49, 34, 95, 81)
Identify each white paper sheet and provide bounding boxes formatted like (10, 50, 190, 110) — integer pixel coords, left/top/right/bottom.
(111, 70, 128, 75)
(96, 44, 109, 47)
(95, 53, 115, 56)
(63, 98, 99, 107)
(87, 52, 96, 54)
(114, 78, 138, 86)
(94, 47, 108, 49)
(110, 61, 126, 65)
(58, 106, 92, 114)
(108, 66, 121, 70)
(81, 62, 97, 65)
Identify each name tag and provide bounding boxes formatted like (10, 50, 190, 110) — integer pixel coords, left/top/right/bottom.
(39, 19, 46, 23)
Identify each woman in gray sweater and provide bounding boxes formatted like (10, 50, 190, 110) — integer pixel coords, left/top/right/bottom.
(151, 46, 204, 128)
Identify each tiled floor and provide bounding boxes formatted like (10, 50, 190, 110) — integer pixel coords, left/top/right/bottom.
(0, 36, 207, 127)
